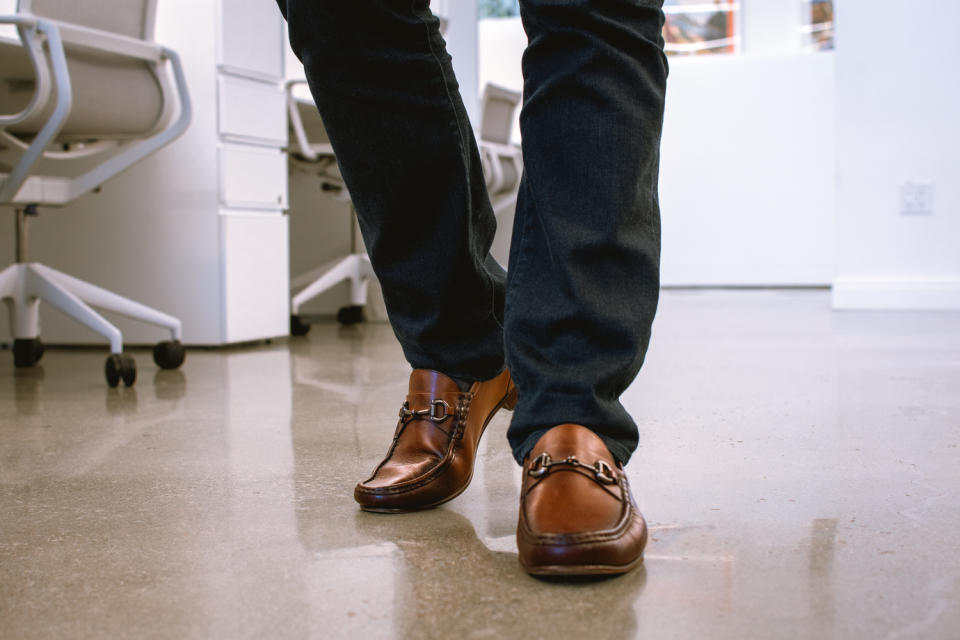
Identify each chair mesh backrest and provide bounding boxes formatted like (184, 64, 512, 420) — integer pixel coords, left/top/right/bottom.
(21, 0, 155, 40)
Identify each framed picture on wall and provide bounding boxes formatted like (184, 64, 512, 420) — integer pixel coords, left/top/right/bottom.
(800, 0, 835, 51)
(663, 0, 740, 56)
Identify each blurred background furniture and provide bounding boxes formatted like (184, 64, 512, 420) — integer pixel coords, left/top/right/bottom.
(0, 0, 190, 385)
(477, 82, 522, 218)
(286, 79, 374, 333)
(285, 80, 523, 335)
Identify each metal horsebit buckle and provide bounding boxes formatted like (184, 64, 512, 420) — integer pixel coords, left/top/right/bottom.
(526, 452, 618, 485)
(399, 399, 452, 423)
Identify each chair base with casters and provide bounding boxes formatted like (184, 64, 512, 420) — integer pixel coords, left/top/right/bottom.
(284, 81, 522, 335)
(286, 82, 377, 333)
(287, 179, 375, 333)
(0, 11, 192, 386)
(289, 249, 375, 335)
(1, 206, 185, 387)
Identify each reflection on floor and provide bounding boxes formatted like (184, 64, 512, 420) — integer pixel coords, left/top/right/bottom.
(1, 290, 959, 639)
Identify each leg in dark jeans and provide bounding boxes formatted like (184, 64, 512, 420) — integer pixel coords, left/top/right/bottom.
(280, 0, 667, 576)
(277, 0, 667, 463)
(506, 0, 668, 465)
(279, 1, 507, 385)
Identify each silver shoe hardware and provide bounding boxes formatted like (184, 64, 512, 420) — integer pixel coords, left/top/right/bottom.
(526, 452, 618, 485)
(398, 399, 452, 423)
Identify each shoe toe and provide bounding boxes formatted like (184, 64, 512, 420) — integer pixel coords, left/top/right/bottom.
(517, 424, 647, 576)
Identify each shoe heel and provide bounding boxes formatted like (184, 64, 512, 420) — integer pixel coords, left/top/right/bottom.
(503, 383, 518, 411)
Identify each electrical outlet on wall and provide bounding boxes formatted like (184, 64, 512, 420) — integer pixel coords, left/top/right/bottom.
(900, 180, 934, 215)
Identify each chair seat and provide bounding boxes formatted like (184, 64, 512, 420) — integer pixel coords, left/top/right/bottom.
(0, 36, 163, 140)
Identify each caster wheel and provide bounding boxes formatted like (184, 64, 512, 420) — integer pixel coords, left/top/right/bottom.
(153, 340, 186, 369)
(336, 305, 365, 325)
(13, 338, 44, 368)
(290, 314, 311, 336)
(105, 354, 136, 388)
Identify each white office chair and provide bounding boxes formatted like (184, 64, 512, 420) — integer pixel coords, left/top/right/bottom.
(0, 0, 192, 386)
(284, 81, 523, 336)
(286, 79, 374, 333)
(477, 83, 523, 219)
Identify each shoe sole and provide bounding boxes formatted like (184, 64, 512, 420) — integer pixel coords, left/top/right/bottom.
(358, 476, 472, 514)
(522, 553, 645, 577)
(358, 383, 517, 514)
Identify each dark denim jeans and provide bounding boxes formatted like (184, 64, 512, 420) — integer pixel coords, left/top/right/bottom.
(277, 0, 668, 465)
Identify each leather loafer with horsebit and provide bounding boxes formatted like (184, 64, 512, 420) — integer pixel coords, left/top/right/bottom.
(354, 368, 517, 512)
(517, 424, 648, 576)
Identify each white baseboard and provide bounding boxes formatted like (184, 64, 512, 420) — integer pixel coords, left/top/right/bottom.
(832, 277, 960, 310)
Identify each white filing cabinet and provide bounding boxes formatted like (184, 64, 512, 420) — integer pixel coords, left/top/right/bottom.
(214, 0, 289, 344)
(0, 0, 291, 346)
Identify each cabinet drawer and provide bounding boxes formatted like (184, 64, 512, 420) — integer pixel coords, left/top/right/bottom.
(219, 213, 290, 343)
(218, 0, 284, 80)
(219, 144, 287, 209)
(218, 75, 286, 145)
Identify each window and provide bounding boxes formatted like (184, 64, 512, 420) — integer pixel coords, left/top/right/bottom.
(800, 0, 834, 51)
(478, 0, 519, 19)
(663, 1, 740, 56)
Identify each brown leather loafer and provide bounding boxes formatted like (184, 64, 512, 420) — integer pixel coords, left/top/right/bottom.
(355, 368, 516, 512)
(517, 424, 647, 576)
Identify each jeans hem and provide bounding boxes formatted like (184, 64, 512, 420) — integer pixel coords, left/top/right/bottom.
(510, 427, 634, 467)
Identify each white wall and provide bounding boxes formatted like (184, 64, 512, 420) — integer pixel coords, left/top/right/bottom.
(478, 18, 525, 143)
(832, 0, 960, 309)
(479, 15, 837, 286)
(435, 0, 480, 124)
(0, 0, 15, 36)
(659, 52, 836, 286)
(740, 1, 803, 55)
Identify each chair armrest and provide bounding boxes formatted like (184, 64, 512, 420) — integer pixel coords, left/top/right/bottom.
(0, 16, 55, 127)
(54, 21, 164, 63)
(0, 16, 73, 202)
(0, 15, 164, 128)
(59, 43, 192, 201)
(0, 15, 163, 64)
(286, 79, 318, 161)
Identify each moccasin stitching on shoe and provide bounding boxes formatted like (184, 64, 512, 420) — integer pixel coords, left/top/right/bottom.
(358, 394, 472, 493)
(516, 424, 648, 574)
(354, 369, 514, 511)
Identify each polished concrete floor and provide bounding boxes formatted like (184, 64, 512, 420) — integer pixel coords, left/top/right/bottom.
(1, 289, 959, 639)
